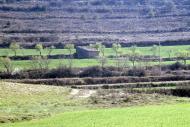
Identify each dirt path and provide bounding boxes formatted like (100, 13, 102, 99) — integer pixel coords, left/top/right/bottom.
(70, 89, 96, 98)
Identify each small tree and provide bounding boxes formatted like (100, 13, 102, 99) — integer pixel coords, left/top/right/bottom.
(112, 43, 121, 58)
(150, 45, 158, 57)
(9, 42, 20, 56)
(90, 43, 107, 68)
(0, 57, 13, 73)
(129, 45, 141, 69)
(98, 56, 107, 69)
(64, 44, 75, 69)
(31, 56, 49, 70)
(35, 43, 43, 56)
(98, 44, 106, 57)
(112, 43, 122, 69)
(46, 45, 55, 56)
(98, 44, 107, 68)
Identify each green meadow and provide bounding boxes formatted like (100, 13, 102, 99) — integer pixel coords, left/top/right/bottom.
(1, 45, 190, 58)
(2, 104, 190, 127)
(0, 48, 75, 56)
(0, 58, 186, 70)
(0, 45, 189, 70)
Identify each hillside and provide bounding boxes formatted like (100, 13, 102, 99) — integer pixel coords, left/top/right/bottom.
(0, 0, 190, 47)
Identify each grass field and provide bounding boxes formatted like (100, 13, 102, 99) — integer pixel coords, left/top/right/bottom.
(1, 45, 190, 58)
(1, 82, 190, 127)
(1, 45, 190, 70)
(0, 48, 75, 56)
(0, 58, 186, 70)
(0, 59, 116, 70)
(105, 45, 190, 58)
(0, 57, 189, 71)
(2, 104, 190, 127)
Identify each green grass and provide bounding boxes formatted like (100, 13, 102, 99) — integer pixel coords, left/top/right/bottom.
(1, 59, 116, 70)
(0, 45, 189, 70)
(0, 58, 185, 70)
(105, 45, 190, 58)
(1, 45, 190, 58)
(0, 58, 188, 71)
(2, 103, 190, 127)
(0, 58, 138, 70)
(0, 48, 75, 56)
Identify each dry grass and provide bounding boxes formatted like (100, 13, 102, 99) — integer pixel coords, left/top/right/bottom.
(0, 82, 87, 123)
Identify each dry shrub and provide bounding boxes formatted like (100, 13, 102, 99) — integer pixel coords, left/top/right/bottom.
(171, 88, 190, 97)
(167, 62, 185, 70)
(127, 69, 146, 77)
(79, 66, 122, 77)
(44, 67, 76, 78)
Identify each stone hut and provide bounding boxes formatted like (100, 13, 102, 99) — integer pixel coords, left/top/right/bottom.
(76, 46, 99, 59)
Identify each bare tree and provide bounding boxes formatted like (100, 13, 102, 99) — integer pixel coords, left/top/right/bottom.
(129, 45, 141, 69)
(9, 42, 20, 56)
(31, 56, 49, 70)
(98, 44, 107, 69)
(91, 43, 107, 69)
(64, 44, 75, 69)
(112, 43, 122, 69)
(35, 43, 44, 56)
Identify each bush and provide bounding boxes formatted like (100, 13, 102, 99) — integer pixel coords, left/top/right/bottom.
(79, 66, 123, 77)
(26, 69, 48, 79)
(44, 67, 76, 78)
(171, 89, 190, 97)
(127, 69, 146, 77)
(168, 62, 185, 70)
(79, 66, 104, 77)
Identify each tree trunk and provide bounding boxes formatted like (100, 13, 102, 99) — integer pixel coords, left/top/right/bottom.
(40, 51, 42, 56)
(14, 51, 17, 57)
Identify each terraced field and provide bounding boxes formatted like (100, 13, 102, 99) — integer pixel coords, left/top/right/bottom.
(0, 0, 190, 47)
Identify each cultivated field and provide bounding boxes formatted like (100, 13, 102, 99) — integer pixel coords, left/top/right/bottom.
(1, 58, 187, 70)
(1, 45, 190, 70)
(1, 45, 190, 57)
(0, 0, 190, 47)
